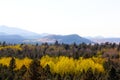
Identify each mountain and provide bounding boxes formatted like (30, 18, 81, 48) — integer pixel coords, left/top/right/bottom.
(0, 35, 25, 43)
(0, 25, 92, 44)
(0, 25, 42, 39)
(29, 34, 93, 44)
(0, 32, 8, 35)
(88, 37, 120, 44)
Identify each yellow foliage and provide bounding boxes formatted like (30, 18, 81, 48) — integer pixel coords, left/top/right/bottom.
(0, 57, 11, 66)
(40, 55, 56, 73)
(40, 55, 105, 75)
(92, 57, 105, 64)
(0, 45, 22, 51)
(0, 57, 32, 70)
(15, 57, 32, 69)
(0, 56, 105, 75)
(54, 56, 75, 75)
(75, 58, 104, 74)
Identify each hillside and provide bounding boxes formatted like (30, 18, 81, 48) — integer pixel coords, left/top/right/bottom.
(0, 25, 41, 39)
(28, 34, 93, 44)
(88, 37, 120, 44)
(0, 26, 92, 44)
(0, 35, 25, 43)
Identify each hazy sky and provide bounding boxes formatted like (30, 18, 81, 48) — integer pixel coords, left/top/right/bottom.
(0, 0, 120, 37)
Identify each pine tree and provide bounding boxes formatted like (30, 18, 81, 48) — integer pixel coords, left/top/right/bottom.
(44, 64, 52, 79)
(28, 59, 46, 80)
(108, 66, 119, 80)
(8, 57, 16, 80)
(14, 65, 27, 80)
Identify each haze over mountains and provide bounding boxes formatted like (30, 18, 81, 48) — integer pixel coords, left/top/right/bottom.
(0, 26, 41, 39)
(88, 37, 120, 44)
(0, 25, 120, 44)
(27, 34, 92, 44)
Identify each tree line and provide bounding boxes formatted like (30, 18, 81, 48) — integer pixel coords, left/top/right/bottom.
(0, 41, 120, 80)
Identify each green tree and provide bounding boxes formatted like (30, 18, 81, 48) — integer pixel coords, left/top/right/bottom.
(8, 57, 16, 80)
(14, 65, 27, 80)
(108, 66, 119, 80)
(44, 64, 52, 79)
(28, 59, 46, 80)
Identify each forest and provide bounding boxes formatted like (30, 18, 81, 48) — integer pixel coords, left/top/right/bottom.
(0, 41, 120, 80)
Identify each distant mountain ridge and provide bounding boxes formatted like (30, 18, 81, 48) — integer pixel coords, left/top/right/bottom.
(2, 25, 120, 44)
(30, 34, 92, 44)
(0, 32, 8, 35)
(87, 37, 120, 44)
(0, 25, 41, 39)
(0, 25, 93, 44)
(0, 35, 25, 43)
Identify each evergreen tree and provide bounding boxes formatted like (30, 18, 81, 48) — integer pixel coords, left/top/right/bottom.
(8, 57, 16, 80)
(44, 64, 52, 79)
(28, 59, 46, 80)
(14, 65, 27, 80)
(108, 66, 119, 80)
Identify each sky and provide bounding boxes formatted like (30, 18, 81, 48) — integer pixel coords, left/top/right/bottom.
(0, 0, 120, 37)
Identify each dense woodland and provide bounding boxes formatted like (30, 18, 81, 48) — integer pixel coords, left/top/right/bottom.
(0, 41, 120, 80)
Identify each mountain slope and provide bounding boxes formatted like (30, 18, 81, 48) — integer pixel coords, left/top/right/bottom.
(33, 34, 92, 44)
(0, 35, 25, 43)
(92, 38, 120, 44)
(0, 32, 8, 35)
(0, 25, 93, 44)
(87, 37, 120, 44)
(0, 25, 41, 39)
